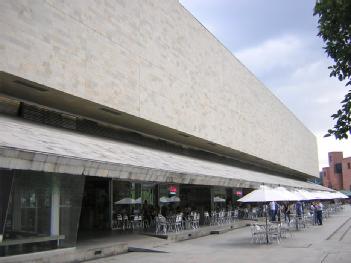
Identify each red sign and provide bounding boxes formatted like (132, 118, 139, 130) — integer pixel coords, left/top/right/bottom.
(235, 191, 242, 196)
(169, 185, 177, 194)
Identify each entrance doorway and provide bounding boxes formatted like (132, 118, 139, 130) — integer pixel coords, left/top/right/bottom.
(180, 185, 211, 216)
(78, 177, 110, 232)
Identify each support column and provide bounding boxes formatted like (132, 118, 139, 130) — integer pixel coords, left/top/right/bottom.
(109, 179, 113, 230)
(51, 176, 60, 237)
(12, 186, 22, 232)
(210, 186, 214, 212)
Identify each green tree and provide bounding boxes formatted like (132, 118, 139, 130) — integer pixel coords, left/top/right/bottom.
(314, 0, 351, 139)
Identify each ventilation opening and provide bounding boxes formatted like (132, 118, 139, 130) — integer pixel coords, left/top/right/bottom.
(20, 103, 77, 130)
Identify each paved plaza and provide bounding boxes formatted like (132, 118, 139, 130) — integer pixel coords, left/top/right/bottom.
(87, 206, 351, 263)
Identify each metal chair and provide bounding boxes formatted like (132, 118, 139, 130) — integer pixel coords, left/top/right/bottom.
(155, 215, 167, 235)
(250, 224, 266, 244)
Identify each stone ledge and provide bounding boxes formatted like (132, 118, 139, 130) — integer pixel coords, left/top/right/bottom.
(0, 242, 128, 263)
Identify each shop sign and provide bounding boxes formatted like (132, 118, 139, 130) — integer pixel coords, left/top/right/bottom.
(169, 185, 177, 195)
(235, 191, 242, 197)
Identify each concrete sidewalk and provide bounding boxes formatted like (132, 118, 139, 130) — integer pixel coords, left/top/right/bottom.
(87, 206, 351, 263)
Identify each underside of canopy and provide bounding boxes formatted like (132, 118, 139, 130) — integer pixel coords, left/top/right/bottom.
(0, 115, 329, 191)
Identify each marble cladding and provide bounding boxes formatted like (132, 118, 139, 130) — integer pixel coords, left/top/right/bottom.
(0, 0, 318, 176)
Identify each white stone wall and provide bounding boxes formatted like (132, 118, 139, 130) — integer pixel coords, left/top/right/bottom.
(0, 0, 319, 176)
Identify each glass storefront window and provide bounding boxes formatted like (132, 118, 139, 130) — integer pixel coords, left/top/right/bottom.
(159, 184, 180, 216)
(0, 170, 13, 243)
(159, 184, 179, 199)
(232, 188, 243, 204)
(1, 171, 84, 257)
(59, 174, 85, 247)
(112, 180, 142, 217)
(212, 187, 227, 211)
(141, 183, 156, 206)
(112, 180, 160, 229)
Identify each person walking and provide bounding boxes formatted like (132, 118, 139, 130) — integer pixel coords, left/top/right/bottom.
(310, 202, 317, 225)
(316, 201, 323, 225)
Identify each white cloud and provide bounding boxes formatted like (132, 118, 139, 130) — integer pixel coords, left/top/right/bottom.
(235, 35, 304, 76)
(273, 59, 346, 131)
(235, 34, 350, 171)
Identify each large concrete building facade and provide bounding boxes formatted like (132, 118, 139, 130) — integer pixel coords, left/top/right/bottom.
(0, 0, 323, 257)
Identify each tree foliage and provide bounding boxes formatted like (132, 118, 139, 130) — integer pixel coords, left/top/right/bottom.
(314, 0, 351, 139)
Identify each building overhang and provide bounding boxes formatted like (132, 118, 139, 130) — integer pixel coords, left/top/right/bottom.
(0, 115, 327, 191)
(0, 71, 318, 180)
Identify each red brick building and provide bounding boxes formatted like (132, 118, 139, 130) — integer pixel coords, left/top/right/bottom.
(322, 152, 351, 190)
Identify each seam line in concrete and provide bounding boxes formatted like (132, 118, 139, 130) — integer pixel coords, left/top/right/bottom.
(339, 224, 351, 241)
(320, 253, 329, 263)
(326, 217, 351, 240)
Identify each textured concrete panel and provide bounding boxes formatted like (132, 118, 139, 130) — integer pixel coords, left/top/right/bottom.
(0, 0, 318, 176)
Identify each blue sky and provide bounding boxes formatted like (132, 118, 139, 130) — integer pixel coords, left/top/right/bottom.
(180, 0, 351, 170)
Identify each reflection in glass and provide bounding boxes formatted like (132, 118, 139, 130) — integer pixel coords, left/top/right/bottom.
(113, 181, 141, 216)
(0, 170, 13, 243)
(212, 187, 227, 211)
(1, 171, 84, 256)
(159, 184, 180, 217)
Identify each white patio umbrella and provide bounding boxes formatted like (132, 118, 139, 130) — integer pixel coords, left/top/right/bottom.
(326, 192, 338, 199)
(159, 196, 180, 203)
(115, 197, 136, 205)
(309, 191, 330, 200)
(238, 185, 292, 243)
(303, 190, 338, 200)
(328, 192, 340, 199)
(275, 187, 300, 201)
(296, 189, 315, 200)
(168, 196, 180, 202)
(292, 190, 310, 201)
(159, 196, 170, 203)
(134, 197, 142, 204)
(334, 191, 349, 199)
(237, 185, 286, 203)
(213, 196, 226, 202)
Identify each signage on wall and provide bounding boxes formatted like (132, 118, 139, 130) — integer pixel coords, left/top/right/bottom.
(169, 185, 177, 195)
(234, 190, 242, 197)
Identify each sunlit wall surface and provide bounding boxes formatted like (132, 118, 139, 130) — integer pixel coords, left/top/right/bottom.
(0, 0, 318, 177)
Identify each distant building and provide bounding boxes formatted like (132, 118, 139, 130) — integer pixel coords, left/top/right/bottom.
(322, 152, 351, 190)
